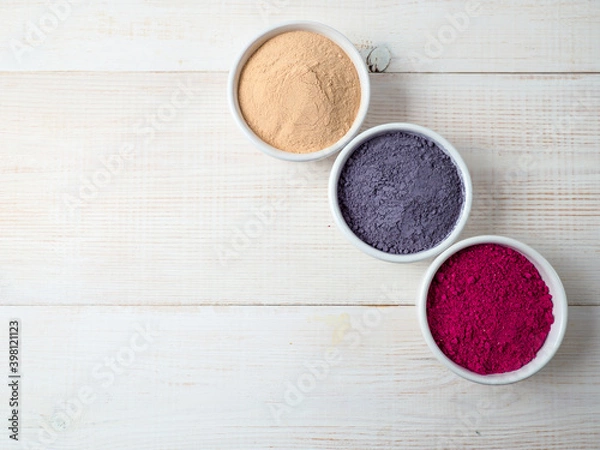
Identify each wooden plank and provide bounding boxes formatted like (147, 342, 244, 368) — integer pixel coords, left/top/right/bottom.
(0, 72, 598, 306)
(0, 1, 599, 72)
(1, 305, 598, 449)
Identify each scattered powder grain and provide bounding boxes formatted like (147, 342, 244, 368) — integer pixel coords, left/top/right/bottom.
(238, 30, 361, 154)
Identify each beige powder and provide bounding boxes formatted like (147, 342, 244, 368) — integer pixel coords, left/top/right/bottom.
(238, 30, 361, 154)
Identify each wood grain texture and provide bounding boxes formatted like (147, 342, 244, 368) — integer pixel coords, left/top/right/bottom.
(1, 3, 599, 448)
(0, 72, 598, 306)
(1, 305, 598, 450)
(0, 0, 599, 72)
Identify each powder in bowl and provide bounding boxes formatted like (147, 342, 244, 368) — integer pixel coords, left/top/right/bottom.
(237, 30, 361, 154)
(426, 243, 555, 375)
(337, 131, 464, 254)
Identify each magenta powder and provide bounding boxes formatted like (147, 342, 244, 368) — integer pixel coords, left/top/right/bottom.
(427, 244, 555, 375)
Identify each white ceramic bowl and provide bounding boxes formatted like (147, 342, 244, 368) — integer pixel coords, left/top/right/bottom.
(227, 21, 370, 162)
(328, 123, 472, 263)
(418, 235, 568, 385)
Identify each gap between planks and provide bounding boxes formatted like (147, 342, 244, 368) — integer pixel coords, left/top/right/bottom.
(1, 71, 600, 75)
(0, 303, 595, 307)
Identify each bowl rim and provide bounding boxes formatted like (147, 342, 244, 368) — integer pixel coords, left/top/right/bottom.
(227, 20, 371, 162)
(417, 235, 569, 385)
(328, 122, 473, 263)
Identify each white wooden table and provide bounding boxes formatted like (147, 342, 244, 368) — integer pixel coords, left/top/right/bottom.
(1, 1, 599, 448)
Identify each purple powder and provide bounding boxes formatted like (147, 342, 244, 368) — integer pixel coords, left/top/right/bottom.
(337, 131, 464, 254)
